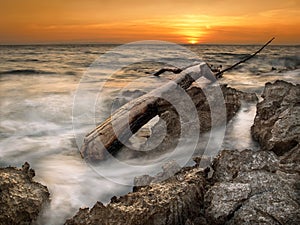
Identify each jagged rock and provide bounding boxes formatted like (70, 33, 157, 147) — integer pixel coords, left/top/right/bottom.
(205, 149, 300, 225)
(139, 84, 256, 157)
(204, 182, 251, 224)
(133, 174, 154, 187)
(65, 165, 207, 225)
(134, 160, 182, 187)
(279, 143, 300, 173)
(228, 187, 300, 225)
(186, 84, 246, 132)
(211, 149, 279, 183)
(251, 80, 300, 156)
(0, 163, 50, 225)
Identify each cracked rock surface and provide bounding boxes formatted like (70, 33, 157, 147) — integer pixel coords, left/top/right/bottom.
(251, 80, 300, 155)
(205, 149, 300, 225)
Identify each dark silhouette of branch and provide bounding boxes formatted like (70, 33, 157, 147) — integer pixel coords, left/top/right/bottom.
(153, 67, 182, 76)
(214, 37, 275, 78)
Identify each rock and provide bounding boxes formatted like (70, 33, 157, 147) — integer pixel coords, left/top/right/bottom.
(138, 84, 256, 157)
(204, 182, 251, 224)
(228, 185, 300, 225)
(279, 143, 300, 173)
(65, 165, 207, 225)
(133, 174, 154, 187)
(133, 160, 182, 187)
(187, 84, 248, 132)
(67, 146, 300, 225)
(0, 163, 50, 225)
(211, 149, 279, 183)
(251, 80, 300, 156)
(193, 155, 212, 168)
(205, 149, 300, 225)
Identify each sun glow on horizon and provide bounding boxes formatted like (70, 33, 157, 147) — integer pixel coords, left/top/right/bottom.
(188, 38, 198, 44)
(0, 1, 299, 44)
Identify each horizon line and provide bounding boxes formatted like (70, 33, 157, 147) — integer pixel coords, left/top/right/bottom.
(0, 42, 299, 46)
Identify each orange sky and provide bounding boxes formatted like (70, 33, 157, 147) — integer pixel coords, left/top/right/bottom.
(1, 0, 299, 44)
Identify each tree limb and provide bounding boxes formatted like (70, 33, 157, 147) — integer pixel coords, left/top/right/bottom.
(214, 37, 275, 78)
(153, 67, 182, 76)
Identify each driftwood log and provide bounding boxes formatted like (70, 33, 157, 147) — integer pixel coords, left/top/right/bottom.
(80, 38, 275, 162)
(80, 63, 214, 162)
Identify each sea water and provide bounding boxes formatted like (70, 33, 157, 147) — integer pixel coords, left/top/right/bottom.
(0, 44, 299, 224)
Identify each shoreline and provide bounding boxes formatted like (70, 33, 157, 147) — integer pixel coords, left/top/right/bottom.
(1, 80, 299, 224)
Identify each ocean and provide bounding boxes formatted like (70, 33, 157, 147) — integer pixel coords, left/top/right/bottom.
(0, 43, 299, 224)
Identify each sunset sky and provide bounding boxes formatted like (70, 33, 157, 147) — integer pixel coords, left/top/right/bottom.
(1, 0, 299, 44)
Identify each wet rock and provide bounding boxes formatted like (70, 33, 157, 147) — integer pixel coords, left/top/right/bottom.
(187, 84, 250, 132)
(140, 84, 256, 156)
(205, 149, 300, 225)
(133, 174, 154, 187)
(65, 165, 207, 225)
(193, 155, 212, 168)
(0, 162, 50, 225)
(134, 160, 182, 187)
(251, 80, 300, 155)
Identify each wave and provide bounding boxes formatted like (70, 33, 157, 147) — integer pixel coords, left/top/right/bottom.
(7, 59, 41, 63)
(206, 52, 250, 57)
(0, 69, 56, 75)
(64, 71, 77, 75)
(275, 55, 300, 69)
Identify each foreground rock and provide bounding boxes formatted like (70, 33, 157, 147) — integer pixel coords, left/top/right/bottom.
(66, 147, 300, 225)
(65, 164, 207, 225)
(205, 149, 300, 225)
(0, 162, 50, 225)
(251, 80, 300, 155)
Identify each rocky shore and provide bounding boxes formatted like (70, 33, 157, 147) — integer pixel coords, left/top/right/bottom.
(1, 80, 299, 225)
(65, 80, 299, 225)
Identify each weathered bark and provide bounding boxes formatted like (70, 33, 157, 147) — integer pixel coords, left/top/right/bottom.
(80, 63, 214, 162)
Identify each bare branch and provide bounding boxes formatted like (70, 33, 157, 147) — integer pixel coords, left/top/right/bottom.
(153, 67, 182, 76)
(215, 37, 275, 78)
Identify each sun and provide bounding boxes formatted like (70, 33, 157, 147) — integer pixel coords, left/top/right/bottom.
(188, 38, 198, 44)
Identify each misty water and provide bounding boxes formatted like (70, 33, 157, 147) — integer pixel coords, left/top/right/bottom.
(0, 43, 299, 224)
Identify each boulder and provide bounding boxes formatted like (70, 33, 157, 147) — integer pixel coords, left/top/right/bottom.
(204, 149, 300, 225)
(0, 162, 50, 225)
(251, 80, 300, 155)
